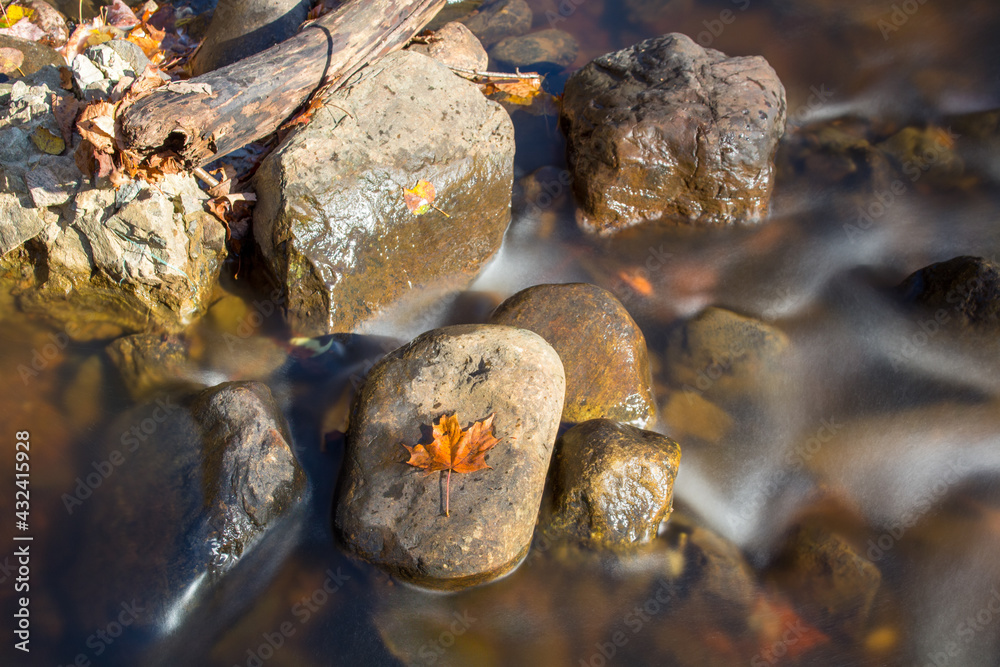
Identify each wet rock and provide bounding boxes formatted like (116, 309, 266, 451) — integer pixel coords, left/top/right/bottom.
(20, 0, 69, 49)
(896, 256, 1000, 333)
(459, 0, 532, 47)
(560, 33, 787, 234)
(335, 324, 565, 590)
(664, 306, 790, 403)
(191, 0, 310, 75)
(490, 29, 579, 71)
(254, 50, 514, 336)
(0, 36, 63, 79)
(106, 333, 198, 399)
(0, 70, 226, 340)
(408, 21, 488, 72)
(660, 390, 733, 444)
(766, 522, 882, 638)
(67, 381, 306, 636)
(489, 283, 656, 427)
(545, 419, 681, 549)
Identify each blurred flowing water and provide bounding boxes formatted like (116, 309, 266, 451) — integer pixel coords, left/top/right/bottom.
(3, 0, 1000, 665)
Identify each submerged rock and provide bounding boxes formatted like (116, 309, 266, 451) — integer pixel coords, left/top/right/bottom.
(896, 256, 1000, 333)
(335, 324, 565, 590)
(253, 50, 514, 336)
(766, 522, 882, 638)
(560, 33, 786, 234)
(459, 0, 532, 47)
(106, 332, 198, 399)
(66, 381, 306, 637)
(545, 419, 681, 549)
(407, 21, 488, 72)
(489, 282, 656, 427)
(664, 306, 790, 403)
(490, 29, 579, 71)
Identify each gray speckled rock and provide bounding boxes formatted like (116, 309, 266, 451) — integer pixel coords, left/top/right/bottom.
(561, 33, 787, 234)
(335, 324, 565, 590)
(407, 21, 488, 71)
(545, 419, 681, 549)
(253, 50, 514, 337)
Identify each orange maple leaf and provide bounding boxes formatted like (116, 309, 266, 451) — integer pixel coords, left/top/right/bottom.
(402, 413, 501, 517)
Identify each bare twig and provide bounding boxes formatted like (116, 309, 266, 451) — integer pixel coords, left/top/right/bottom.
(447, 65, 541, 83)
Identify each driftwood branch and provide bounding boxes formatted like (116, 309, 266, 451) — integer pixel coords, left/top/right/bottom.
(119, 0, 445, 167)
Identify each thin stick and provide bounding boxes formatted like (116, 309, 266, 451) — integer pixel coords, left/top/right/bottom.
(445, 468, 451, 517)
(192, 166, 219, 189)
(447, 65, 541, 83)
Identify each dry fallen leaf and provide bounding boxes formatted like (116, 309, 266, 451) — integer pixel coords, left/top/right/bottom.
(402, 413, 501, 517)
(31, 126, 65, 155)
(403, 179, 448, 216)
(0, 46, 24, 75)
(0, 5, 33, 30)
(76, 101, 118, 153)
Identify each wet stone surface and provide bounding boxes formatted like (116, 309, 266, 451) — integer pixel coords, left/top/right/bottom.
(560, 33, 787, 234)
(896, 255, 1000, 334)
(335, 324, 565, 590)
(459, 0, 532, 48)
(489, 282, 657, 427)
(253, 50, 514, 337)
(544, 419, 682, 549)
(490, 29, 579, 71)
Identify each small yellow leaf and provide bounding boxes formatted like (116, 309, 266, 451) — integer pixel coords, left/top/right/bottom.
(31, 127, 65, 155)
(0, 5, 33, 30)
(0, 47, 24, 75)
(403, 179, 436, 216)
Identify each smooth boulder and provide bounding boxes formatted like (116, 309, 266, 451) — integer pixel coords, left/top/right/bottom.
(253, 50, 515, 336)
(335, 324, 565, 590)
(545, 419, 681, 549)
(560, 33, 787, 234)
(896, 256, 1000, 333)
(489, 282, 656, 427)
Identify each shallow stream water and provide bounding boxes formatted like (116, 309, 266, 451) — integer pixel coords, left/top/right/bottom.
(3, 0, 1000, 665)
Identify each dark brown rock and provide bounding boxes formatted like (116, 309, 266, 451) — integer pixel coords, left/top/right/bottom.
(105, 333, 197, 399)
(335, 324, 565, 590)
(546, 419, 681, 549)
(490, 29, 579, 71)
(253, 50, 514, 337)
(490, 283, 656, 427)
(408, 21, 488, 71)
(664, 306, 790, 403)
(896, 256, 1000, 332)
(0, 36, 63, 80)
(560, 33, 787, 234)
(766, 522, 882, 638)
(190, 0, 311, 76)
(459, 0, 532, 47)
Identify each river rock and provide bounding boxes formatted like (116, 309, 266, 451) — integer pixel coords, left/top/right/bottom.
(191, 0, 310, 75)
(105, 332, 198, 399)
(489, 283, 656, 427)
(560, 33, 787, 234)
(335, 324, 565, 590)
(664, 306, 790, 403)
(545, 419, 681, 549)
(20, 0, 69, 49)
(0, 35, 63, 79)
(66, 381, 306, 637)
(407, 21, 488, 72)
(254, 50, 514, 337)
(459, 0, 532, 47)
(0, 70, 226, 340)
(766, 522, 882, 638)
(896, 256, 1000, 333)
(490, 29, 579, 71)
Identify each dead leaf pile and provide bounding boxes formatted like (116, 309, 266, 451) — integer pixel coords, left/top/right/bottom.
(403, 413, 502, 517)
